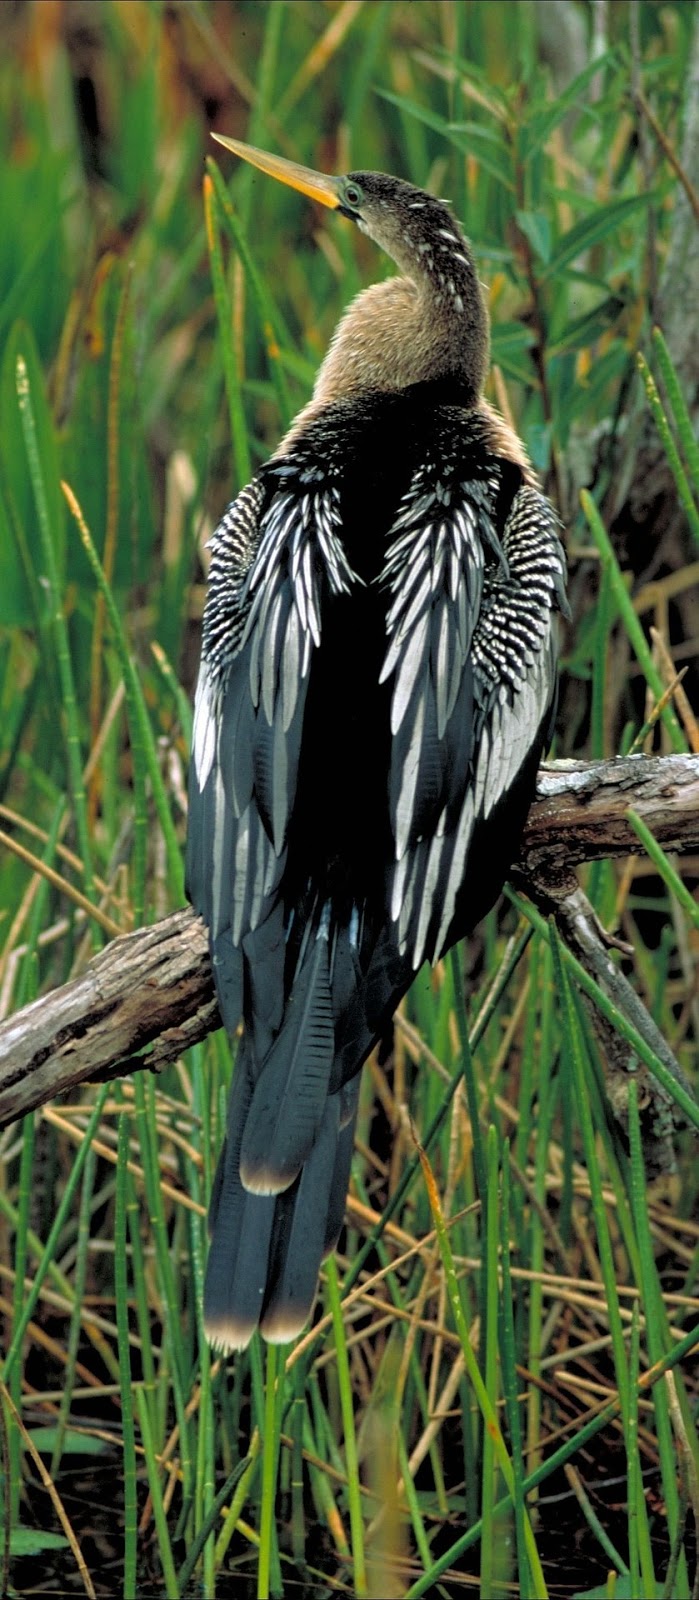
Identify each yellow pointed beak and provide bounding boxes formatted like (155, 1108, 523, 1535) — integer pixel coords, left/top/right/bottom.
(211, 135, 342, 210)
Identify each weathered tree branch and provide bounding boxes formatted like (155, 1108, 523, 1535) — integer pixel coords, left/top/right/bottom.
(0, 753, 697, 1129)
(0, 908, 218, 1125)
(519, 751, 699, 877)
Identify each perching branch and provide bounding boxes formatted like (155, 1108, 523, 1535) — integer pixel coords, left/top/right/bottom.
(0, 753, 697, 1130)
(0, 908, 218, 1125)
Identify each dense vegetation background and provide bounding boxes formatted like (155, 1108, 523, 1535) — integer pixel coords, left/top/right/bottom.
(0, 2, 698, 1596)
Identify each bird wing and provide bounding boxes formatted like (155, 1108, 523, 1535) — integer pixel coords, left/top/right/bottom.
(187, 459, 362, 1017)
(381, 466, 566, 971)
(188, 456, 377, 1349)
(186, 460, 366, 1203)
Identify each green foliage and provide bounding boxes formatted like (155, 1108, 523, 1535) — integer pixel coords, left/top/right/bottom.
(1, 4, 698, 1600)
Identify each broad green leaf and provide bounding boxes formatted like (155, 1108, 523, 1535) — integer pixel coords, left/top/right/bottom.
(0, 321, 65, 625)
(525, 421, 552, 473)
(490, 348, 538, 386)
(515, 208, 551, 264)
(565, 265, 633, 293)
(0, 141, 72, 359)
(548, 293, 629, 356)
(0, 210, 67, 349)
(490, 321, 536, 354)
(574, 1580, 663, 1600)
(26, 1426, 108, 1455)
(0, 478, 34, 627)
(490, 320, 537, 383)
(558, 342, 630, 430)
(539, 194, 654, 281)
(447, 119, 515, 188)
(520, 49, 619, 158)
(376, 92, 515, 190)
(108, 38, 159, 215)
(9, 1528, 69, 1556)
(413, 46, 512, 119)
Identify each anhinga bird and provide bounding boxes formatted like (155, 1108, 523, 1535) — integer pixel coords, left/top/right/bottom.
(187, 139, 568, 1351)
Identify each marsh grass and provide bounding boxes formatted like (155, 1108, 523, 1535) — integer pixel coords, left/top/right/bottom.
(0, 4, 698, 1597)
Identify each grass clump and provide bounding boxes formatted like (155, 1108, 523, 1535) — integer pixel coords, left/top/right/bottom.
(0, 4, 698, 1598)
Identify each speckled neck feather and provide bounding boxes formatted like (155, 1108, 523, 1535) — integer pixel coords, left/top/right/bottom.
(280, 175, 489, 452)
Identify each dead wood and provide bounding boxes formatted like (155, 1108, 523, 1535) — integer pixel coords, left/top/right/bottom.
(0, 752, 697, 1129)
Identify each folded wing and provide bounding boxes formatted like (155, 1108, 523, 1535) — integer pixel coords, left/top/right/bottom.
(381, 453, 567, 970)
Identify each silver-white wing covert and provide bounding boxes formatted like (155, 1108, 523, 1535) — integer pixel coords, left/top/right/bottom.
(381, 462, 566, 969)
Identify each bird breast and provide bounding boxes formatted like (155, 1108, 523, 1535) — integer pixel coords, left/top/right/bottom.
(279, 274, 485, 452)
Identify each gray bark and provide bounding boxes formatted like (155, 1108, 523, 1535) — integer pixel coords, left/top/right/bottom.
(0, 753, 697, 1135)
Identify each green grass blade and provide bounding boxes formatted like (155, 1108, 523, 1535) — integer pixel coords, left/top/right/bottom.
(49, 1141, 97, 1481)
(136, 1386, 180, 1600)
(62, 481, 184, 905)
(243, 2, 285, 152)
(506, 889, 699, 1133)
(213, 1432, 260, 1566)
(342, 924, 532, 1301)
(566, 1465, 629, 1577)
(413, 1133, 547, 1599)
(580, 489, 685, 753)
(326, 1253, 368, 1597)
(627, 808, 699, 931)
(258, 1340, 284, 1600)
(651, 326, 699, 487)
(406, 1319, 699, 1596)
(480, 1126, 501, 1598)
(548, 923, 629, 1417)
(0, 1084, 111, 1387)
(203, 169, 252, 490)
(637, 352, 699, 549)
(178, 1448, 259, 1589)
(115, 1115, 138, 1600)
(9, 1113, 35, 1526)
(206, 158, 293, 431)
(628, 1081, 689, 1596)
(396, 1428, 433, 1575)
(16, 353, 97, 924)
(450, 946, 487, 1204)
(500, 1146, 530, 1600)
(132, 1074, 192, 1496)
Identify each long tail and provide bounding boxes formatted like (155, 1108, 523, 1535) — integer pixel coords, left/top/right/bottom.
(203, 913, 369, 1351)
(203, 891, 414, 1352)
(204, 1051, 360, 1349)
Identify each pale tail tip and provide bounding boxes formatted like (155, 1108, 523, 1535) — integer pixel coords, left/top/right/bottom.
(204, 1310, 309, 1351)
(204, 1313, 256, 1354)
(239, 1159, 298, 1197)
(260, 1305, 309, 1345)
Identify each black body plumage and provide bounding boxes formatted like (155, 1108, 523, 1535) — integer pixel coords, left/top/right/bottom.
(186, 151, 568, 1350)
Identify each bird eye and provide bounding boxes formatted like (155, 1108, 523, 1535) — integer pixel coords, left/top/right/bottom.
(343, 181, 363, 209)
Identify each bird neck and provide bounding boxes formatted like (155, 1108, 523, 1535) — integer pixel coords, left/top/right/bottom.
(278, 212, 489, 454)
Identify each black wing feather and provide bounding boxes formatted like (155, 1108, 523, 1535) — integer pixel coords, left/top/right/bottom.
(239, 930, 335, 1194)
(189, 398, 568, 1352)
(189, 444, 375, 1347)
(381, 455, 566, 970)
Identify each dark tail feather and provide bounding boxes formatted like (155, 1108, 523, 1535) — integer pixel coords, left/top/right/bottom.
(210, 929, 244, 1037)
(260, 1092, 340, 1343)
(204, 1040, 276, 1351)
(333, 926, 411, 1088)
(204, 919, 410, 1352)
(205, 1079, 353, 1351)
(240, 930, 334, 1194)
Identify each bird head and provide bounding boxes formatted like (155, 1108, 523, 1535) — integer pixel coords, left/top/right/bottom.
(211, 136, 489, 405)
(210, 136, 462, 274)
